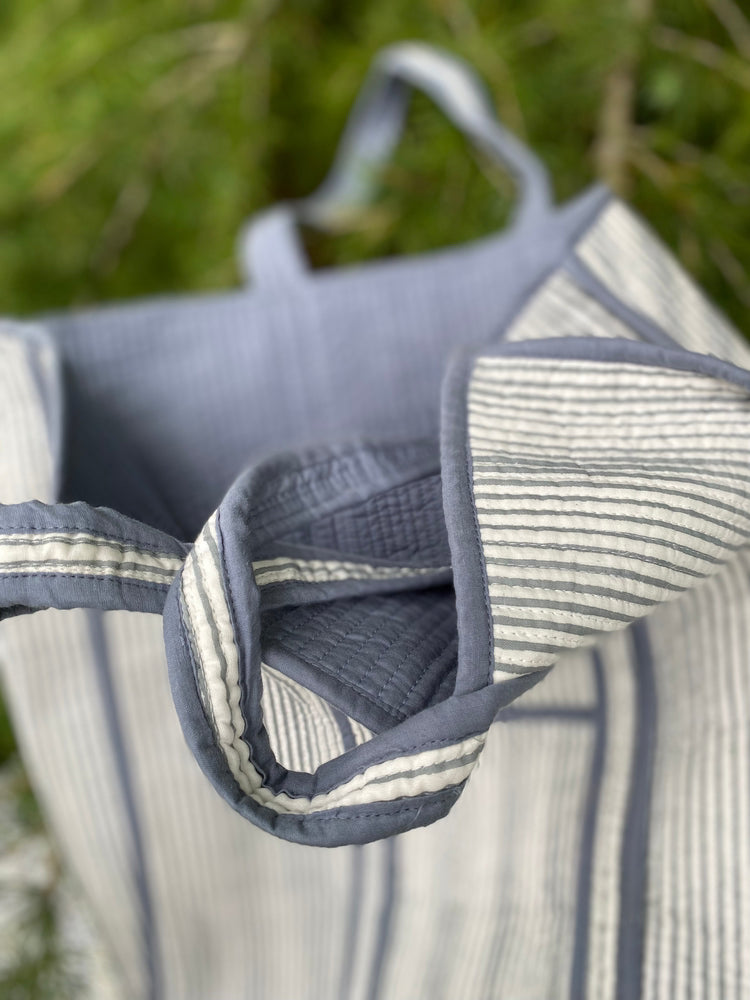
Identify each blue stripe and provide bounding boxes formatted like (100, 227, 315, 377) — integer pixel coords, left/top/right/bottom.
(87, 610, 161, 1000)
(499, 704, 596, 724)
(331, 704, 357, 751)
(569, 651, 607, 999)
(338, 846, 364, 1000)
(334, 698, 365, 1000)
(367, 838, 398, 1000)
(563, 254, 681, 351)
(616, 619, 657, 999)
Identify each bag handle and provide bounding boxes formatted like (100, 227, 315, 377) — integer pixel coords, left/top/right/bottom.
(238, 41, 554, 287)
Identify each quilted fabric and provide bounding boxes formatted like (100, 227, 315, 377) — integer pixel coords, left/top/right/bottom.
(2, 43, 750, 1000)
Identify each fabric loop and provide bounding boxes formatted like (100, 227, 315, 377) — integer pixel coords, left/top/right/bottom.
(238, 41, 553, 285)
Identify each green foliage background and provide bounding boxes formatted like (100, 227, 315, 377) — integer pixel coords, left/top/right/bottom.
(0, 0, 749, 994)
(1, 0, 749, 323)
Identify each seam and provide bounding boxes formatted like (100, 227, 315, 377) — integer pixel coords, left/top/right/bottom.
(370, 598, 453, 704)
(177, 581, 222, 740)
(268, 640, 407, 723)
(329, 601, 412, 703)
(202, 520, 267, 789)
(0, 571, 171, 590)
(255, 786, 464, 825)
(215, 508, 267, 783)
(394, 633, 458, 716)
(0, 522, 183, 559)
(463, 357, 496, 686)
(318, 731, 486, 783)
(255, 561, 447, 584)
(274, 601, 390, 694)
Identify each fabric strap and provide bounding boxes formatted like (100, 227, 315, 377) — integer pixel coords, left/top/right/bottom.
(238, 41, 554, 287)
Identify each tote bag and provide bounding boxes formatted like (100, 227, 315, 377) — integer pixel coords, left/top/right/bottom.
(2, 42, 750, 1000)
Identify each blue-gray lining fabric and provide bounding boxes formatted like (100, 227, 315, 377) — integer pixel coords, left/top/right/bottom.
(278, 473, 450, 566)
(261, 588, 458, 733)
(49, 183, 608, 541)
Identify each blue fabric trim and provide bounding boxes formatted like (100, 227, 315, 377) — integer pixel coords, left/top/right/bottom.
(0, 500, 186, 616)
(213, 443, 545, 801)
(468, 335, 750, 389)
(331, 705, 357, 752)
(167, 541, 520, 843)
(440, 348, 496, 695)
(214, 443, 477, 801)
(0, 573, 172, 619)
(166, 534, 539, 845)
(0, 500, 188, 558)
(168, 590, 475, 842)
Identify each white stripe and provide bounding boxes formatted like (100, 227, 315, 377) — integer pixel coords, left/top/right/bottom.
(252, 557, 448, 587)
(468, 356, 750, 679)
(183, 515, 261, 797)
(0, 531, 183, 585)
(260, 663, 347, 773)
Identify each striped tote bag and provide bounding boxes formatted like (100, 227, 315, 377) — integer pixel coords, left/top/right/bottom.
(2, 42, 750, 1000)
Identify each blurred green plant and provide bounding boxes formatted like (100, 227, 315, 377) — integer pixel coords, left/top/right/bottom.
(0, 0, 749, 994)
(0, 0, 748, 320)
(0, 762, 83, 1000)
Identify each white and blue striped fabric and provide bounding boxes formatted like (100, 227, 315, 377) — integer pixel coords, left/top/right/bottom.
(2, 43, 750, 999)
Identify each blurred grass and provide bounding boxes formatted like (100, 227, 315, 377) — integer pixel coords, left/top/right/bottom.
(0, 0, 748, 320)
(0, 0, 749, 994)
